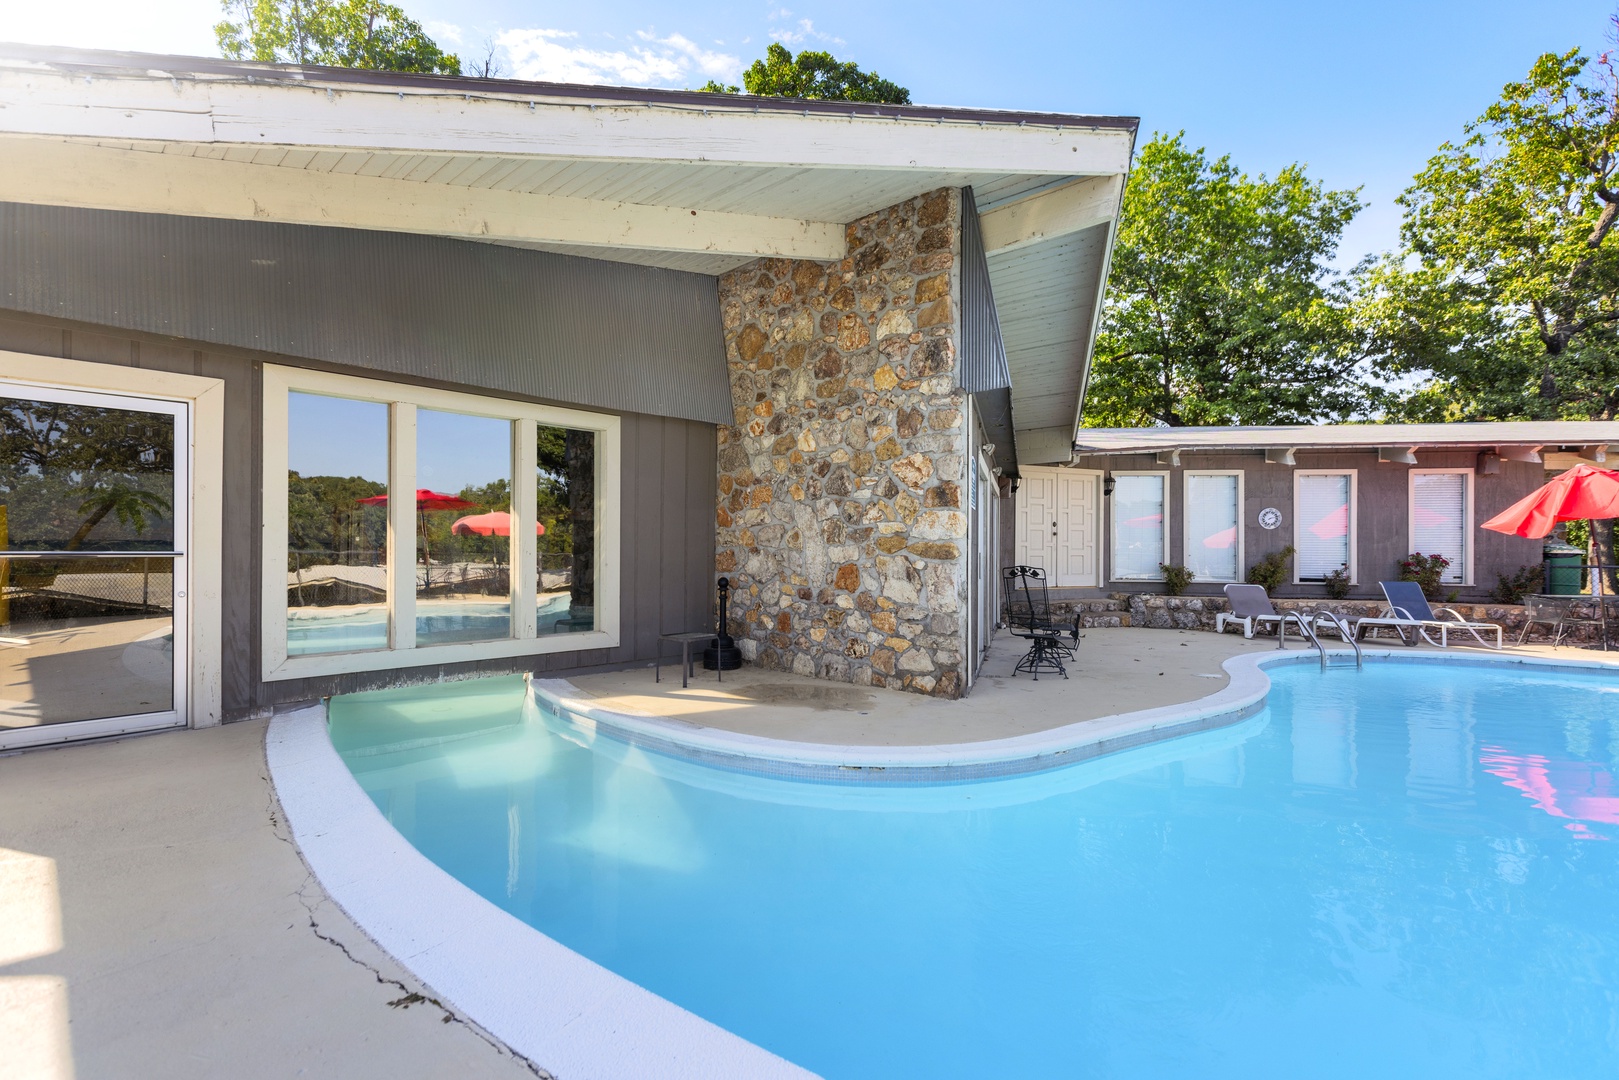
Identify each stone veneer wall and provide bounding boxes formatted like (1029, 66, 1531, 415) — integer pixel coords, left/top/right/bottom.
(714, 189, 970, 697)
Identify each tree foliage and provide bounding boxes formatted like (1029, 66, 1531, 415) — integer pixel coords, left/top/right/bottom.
(216, 0, 461, 74)
(698, 43, 909, 104)
(1365, 38, 1619, 422)
(1084, 133, 1367, 427)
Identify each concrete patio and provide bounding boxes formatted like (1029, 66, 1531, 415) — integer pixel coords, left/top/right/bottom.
(5, 625, 1619, 1078)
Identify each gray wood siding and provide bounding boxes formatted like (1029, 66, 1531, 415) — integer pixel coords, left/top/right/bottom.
(0, 312, 716, 718)
(1070, 449, 1546, 601)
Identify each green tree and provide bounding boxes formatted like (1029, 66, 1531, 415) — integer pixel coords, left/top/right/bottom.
(1084, 133, 1368, 427)
(215, 0, 461, 74)
(698, 42, 909, 104)
(1365, 40, 1619, 422)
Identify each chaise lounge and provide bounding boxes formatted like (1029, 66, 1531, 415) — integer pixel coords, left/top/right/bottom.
(1355, 580, 1503, 649)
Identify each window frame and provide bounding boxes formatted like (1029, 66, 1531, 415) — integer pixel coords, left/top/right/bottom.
(261, 365, 621, 682)
(1407, 467, 1474, 586)
(1182, 469, 1245, 584)
(1292, 469, 1358, 585)
(1108, 470, 1170, 582)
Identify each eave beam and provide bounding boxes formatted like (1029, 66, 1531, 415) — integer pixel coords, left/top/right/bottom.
(979, 175, 1123, 255)
(1499, 445, 1544, 464)
(0, 137, 848, 260)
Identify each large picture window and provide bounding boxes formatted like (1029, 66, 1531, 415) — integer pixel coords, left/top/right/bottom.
(1111, 473, 1168, 580)
(262, 366, 619, 681)
(1295, 471, 1356, 582)
(1184, 472, 1242, 583)
(1410, 470, 1471, 584)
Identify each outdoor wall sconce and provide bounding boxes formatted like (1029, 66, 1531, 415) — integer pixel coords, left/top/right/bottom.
(1477, 451, 1501, 476)
(1103, 474, 1116, 497)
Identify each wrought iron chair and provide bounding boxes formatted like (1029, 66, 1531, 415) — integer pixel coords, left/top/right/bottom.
(1003, 565, 1077, 679)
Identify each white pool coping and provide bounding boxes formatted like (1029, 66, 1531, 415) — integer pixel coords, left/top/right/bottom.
(267, 645, 1619, 1078)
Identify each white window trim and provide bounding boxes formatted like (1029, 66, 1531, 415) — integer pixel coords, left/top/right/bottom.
(261, 365, 621, 682)
(1293, 469, 1358, 585)
(1109, 470, 1170, 582)
(1408, 468, 1474, 586)
(0, 350, 225, 733)
(1182, 470, 1245, 584)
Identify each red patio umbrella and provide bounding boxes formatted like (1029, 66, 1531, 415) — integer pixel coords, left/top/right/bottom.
(357, 490, 480, 586)
(1481, 464, 1619, 539)
(451, 510, 545, 537)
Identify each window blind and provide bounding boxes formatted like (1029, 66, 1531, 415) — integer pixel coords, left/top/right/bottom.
(1296, 473, 1351, 580)
(1186, 474, 1239, 582)
(1112, 475, 1165, 579)
(1411, 472, 1467, 583)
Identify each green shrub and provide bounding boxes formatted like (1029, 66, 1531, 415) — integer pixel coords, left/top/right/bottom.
(1399, 552, 1451, 602)
(1491, 564, 1543, 604)
(1160, 563, 1194, 596)
(1323, 564, 1351, 600)
(1246, 545, 1295, 593)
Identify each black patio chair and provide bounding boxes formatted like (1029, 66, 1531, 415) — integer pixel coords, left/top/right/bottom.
(1003, 565, 1076, 679)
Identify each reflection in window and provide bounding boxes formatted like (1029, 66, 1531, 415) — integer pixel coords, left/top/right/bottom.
(286, 393, 389, 656)
(0, 397, 175, 552)
(416, 410, 514, 647)
(1297, 473, 1352, 581)
(1411, 472, 1468, 583)
(1186, 473, 1239, 582)
(1112, 475, 1165, 580)
(538, 426, 596, 634)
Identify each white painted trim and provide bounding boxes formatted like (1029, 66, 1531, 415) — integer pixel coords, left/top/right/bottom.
(0, 138, 847, 261)
(1408, 468, 1475, 586)
(1182, 470, 1245, 584)
(979, 175, 1123, 254)
(261, 365, 622, 683)
(1058, 467, 1103, 588)
(513, 419, 538, 641)
(0, 68, 1136, 176)
(1108, 470, 1170, 582)
(265, 704, 813, 1080)
(0, 350, 224, 733)
(1293, 469, 1358, 584)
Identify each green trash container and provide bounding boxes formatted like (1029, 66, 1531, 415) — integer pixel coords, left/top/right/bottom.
(1544, 542, 1584, 596)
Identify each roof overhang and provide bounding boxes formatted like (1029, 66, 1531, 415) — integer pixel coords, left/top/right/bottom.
(1071, 422, 1619, 456)
(0, 44, 1136, 458)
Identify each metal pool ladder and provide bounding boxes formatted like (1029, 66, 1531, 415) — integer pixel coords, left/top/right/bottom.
(1277, 610, 1363, 670)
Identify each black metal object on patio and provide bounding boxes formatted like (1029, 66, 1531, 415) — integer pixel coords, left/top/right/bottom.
(1003, 565, 1076, 679)
(703, 576, 743, 671)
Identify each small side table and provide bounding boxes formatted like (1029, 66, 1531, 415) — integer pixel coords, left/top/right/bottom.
(656, 632, 719, 688)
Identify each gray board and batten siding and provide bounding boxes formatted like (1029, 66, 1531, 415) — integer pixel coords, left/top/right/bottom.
(1070, 450, 1546, 602)
(958, 187, 1017, 479)
(0, 201, 732, 425)
(0, 206, 726, 719)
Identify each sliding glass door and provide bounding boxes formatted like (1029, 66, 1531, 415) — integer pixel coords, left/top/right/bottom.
(0, 384, 188, 749)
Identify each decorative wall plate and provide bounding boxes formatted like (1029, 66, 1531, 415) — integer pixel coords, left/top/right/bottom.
(1257, 507, 1282, 530)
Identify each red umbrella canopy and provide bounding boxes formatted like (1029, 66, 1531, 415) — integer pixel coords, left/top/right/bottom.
(1481, 464, 1619, 539)
(357, 489, 479, 511)
(450, 510, 545, 537)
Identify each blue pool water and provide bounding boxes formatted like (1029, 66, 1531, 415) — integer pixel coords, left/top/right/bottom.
(329, 661, 1619, 1079)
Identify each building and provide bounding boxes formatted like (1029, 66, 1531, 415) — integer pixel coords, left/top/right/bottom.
(0, 44, 1136, 749)
(1011, 423, 1619, 601)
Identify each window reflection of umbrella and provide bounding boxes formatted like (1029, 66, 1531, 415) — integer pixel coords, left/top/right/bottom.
(357, 490, 478, 587)
(1309, 504, 1349, 539)
(449, 511, 545, 537)
(1122, 513, 1163, 528)
(1202, 526, 1236, 549)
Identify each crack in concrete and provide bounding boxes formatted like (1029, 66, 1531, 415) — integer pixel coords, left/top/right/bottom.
(261, 764, 553, 1079)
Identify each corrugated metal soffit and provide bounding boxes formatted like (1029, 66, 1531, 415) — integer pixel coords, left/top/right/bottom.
(0, 202, 732, 425)
(958, 187, 1018, 478)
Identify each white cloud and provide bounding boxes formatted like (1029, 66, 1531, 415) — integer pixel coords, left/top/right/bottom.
(769, 18, 844, 48)
(497, 27, 740, 89)
(425, 20, 464, 47)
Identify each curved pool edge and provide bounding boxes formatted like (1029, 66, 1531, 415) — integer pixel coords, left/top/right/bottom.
(536, 645, 1619, 781)
(264, 704, 819, 1080)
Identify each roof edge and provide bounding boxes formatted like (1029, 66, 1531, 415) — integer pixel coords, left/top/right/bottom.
(0, 41, 1141, 133)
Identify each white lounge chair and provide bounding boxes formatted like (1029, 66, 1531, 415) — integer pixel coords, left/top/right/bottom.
(1355, 581, 1503, 649)
(1217, 583, 1286, 639)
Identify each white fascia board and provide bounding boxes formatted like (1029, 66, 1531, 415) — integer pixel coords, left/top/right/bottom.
(979, 174, 1123, 254)
(0, 65, 1135, 176)
(0, 137, 848, 259)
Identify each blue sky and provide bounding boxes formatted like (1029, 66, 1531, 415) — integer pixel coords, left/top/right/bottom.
(1, 0, 1609, 261)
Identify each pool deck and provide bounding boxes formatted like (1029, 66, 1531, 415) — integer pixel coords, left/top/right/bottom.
(5, 626, 1619, 1078)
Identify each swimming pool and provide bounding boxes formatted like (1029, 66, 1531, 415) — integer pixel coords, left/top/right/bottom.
(328, 660, 1619, 1079)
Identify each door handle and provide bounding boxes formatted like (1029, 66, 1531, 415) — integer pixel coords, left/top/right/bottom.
(1051, 521, 1058, 536)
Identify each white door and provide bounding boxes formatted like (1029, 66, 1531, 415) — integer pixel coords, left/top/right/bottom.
(1014, 468, 1058, 573)
(0, 384, 189, 750)
(1055, 471, 1100, 587)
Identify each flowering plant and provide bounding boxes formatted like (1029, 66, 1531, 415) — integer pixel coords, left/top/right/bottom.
(1399, 552, 1451, 601)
